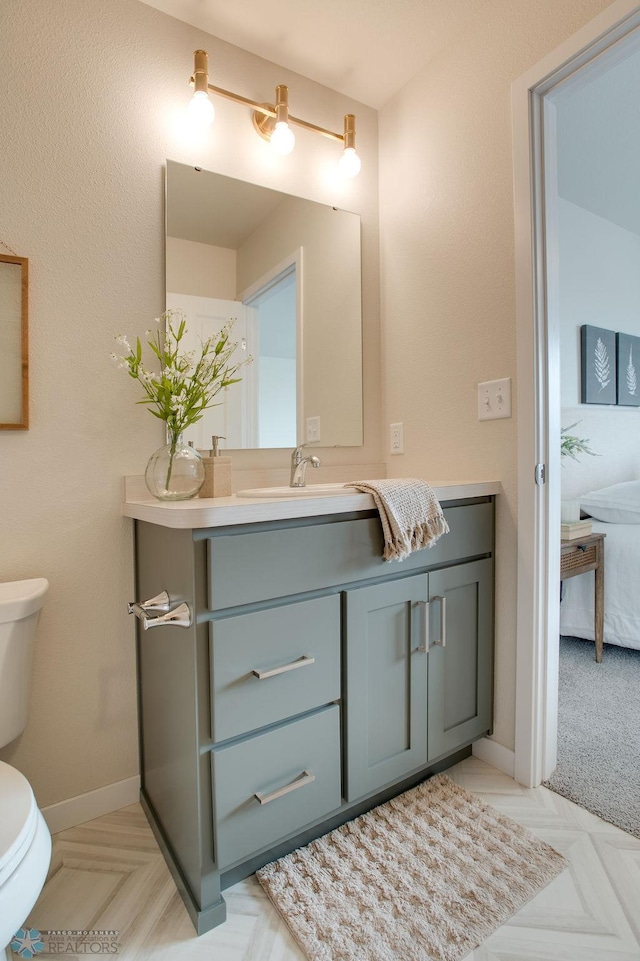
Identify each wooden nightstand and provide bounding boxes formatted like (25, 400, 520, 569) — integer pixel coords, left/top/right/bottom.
(560, 531, 606, 663)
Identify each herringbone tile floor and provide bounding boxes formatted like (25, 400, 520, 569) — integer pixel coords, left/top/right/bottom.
(20, 757, 640, 960)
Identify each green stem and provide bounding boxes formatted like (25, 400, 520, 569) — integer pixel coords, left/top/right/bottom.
(165, 435, 178, 490)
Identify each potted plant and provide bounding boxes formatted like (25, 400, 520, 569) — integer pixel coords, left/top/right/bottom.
(112, 309, 249, 500)
(560, 422, 597, 462)
(560, 422, 597, 524)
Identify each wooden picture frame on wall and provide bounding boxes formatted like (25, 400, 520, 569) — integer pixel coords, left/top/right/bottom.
(0, 253, 29, 429)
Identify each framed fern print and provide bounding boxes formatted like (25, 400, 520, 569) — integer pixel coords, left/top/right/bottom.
(581, 325, 616, 405)
(616, 332, 640, 407)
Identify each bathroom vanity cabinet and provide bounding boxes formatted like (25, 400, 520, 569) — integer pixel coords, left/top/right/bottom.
(125, 485, 496, 934)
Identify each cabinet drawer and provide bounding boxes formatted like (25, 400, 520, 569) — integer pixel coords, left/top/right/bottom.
(211, 706, 341, 869)
(209, 595, 340, 742)
(207, 502, 493, 610)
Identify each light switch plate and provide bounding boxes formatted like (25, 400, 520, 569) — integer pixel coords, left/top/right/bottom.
(390, 422, 404, 454)
(306, 416, 321, 443)
(477, 378, 512, 421)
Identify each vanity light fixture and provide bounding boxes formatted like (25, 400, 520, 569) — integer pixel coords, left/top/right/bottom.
(254, 84, 295, 156)
(189, 50, 361, 177)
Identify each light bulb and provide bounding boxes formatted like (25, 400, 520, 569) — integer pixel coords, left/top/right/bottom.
(270, 121, 295, 156)
(338, 146, 361, 178)
(188, 90, 215, 126)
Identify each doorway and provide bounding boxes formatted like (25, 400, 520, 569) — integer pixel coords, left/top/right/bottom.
(243, 264, 298, 449)
(239, 247, 303, 449)
(513, 0, 640, 788)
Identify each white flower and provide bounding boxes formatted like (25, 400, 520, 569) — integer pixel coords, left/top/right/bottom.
(170, 398, 186, 420)
(112, 309, 248, 437)
(181, 350, 196, 371)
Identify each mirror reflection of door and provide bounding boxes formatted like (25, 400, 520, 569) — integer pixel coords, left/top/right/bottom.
(243, 264, 297, 449)
(167, 259, 300, 451)
(166, 292, 254, 450)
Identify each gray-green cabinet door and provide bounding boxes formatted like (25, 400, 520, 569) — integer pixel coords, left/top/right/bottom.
(427, 558, 493, 761)
(344, 574, 428, 801)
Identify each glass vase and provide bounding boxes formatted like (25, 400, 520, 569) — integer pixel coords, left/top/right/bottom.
(145, 434, 205, 501)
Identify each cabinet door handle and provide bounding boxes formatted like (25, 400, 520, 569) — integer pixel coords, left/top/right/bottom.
(416, 600, 430, 653)
(254, 770, 315, 805)
(432, 595, 447, 647)
(252, 655, 315, 680)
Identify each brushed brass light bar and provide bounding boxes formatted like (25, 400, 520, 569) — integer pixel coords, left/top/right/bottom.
(288, 115, 344, 144)
(189, 50, 361, 175)
(205, 79, 344, 142)
(206, 80, 277, 119)
(253, 102, 344, 144)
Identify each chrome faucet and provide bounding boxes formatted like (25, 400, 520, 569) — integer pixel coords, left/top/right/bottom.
(290, 444, 321, 487)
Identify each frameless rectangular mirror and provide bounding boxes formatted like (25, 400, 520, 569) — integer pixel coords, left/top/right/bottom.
(165, 160, 363, 450)
(0, 254, 28, 429)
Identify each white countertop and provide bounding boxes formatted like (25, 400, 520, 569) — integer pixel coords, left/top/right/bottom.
(122, 478, 501, 529)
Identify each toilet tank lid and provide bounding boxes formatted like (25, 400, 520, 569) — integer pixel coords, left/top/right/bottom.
(0, 578, 49, 625)
(0, 761, 39, 884)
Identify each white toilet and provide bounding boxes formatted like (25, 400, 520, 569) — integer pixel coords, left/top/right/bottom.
(0, 579, 52, 955)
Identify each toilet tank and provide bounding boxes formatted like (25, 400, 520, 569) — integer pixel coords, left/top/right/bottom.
(0, 579, 49, 749)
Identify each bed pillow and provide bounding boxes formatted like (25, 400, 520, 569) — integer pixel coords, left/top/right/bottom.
(580, 480, 640, 524)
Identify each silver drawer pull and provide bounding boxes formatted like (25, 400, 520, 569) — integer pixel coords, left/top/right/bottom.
(252, 655, 315, 680)
(254, 770, 315, 805)
(416, 600, 430, 653)
(432, 595, 447, 647)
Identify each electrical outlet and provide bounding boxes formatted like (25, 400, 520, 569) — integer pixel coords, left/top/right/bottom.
(390, 422, 404, 454)
(306, 416, 321, 443)
(477, 378, 512, 421)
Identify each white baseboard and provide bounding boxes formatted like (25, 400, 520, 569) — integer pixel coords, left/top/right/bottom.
(42, 775, 140, 835)
(472, 737, 516, 778)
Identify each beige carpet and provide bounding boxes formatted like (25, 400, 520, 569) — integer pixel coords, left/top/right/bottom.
(257, 774, 566, 961)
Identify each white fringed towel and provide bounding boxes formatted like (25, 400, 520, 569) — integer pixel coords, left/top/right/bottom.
(348, 478, 450, 561)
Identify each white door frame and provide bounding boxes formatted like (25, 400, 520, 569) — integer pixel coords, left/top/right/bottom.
(513, 0, 640, 788)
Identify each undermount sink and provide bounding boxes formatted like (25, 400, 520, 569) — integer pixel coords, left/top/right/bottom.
(236, 483, 358, 498)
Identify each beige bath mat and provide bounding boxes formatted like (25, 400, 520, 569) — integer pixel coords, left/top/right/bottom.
(257, 774, 566, 961)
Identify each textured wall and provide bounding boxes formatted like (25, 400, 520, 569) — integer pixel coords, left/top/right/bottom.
(0, 0, 379, 806)
(378, 0, 613, 752)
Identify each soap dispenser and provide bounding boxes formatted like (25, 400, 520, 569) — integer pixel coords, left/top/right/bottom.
(198, 435, 232, 498)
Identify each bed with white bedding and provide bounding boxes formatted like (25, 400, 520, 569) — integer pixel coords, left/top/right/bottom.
(560, 520, 640, 650)
(560, 480, 640, 651)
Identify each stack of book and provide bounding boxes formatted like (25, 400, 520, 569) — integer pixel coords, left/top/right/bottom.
(561, 518, 592, 540)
